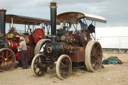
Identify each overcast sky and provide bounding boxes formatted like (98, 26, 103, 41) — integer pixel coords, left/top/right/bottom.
(0, 0, 128, 27)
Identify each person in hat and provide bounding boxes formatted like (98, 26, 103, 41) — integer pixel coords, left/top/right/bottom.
(17, 36, 28, 69)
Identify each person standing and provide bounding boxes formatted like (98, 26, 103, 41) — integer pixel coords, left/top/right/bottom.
(18, 37, 28, 69)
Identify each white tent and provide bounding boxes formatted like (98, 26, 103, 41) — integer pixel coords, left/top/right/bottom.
(96, 27, 128, 49)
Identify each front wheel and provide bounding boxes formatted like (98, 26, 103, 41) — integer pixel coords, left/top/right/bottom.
(0, 48, 16, 71)
(31, 54, 47, 76)
(56, 54, 72, 79)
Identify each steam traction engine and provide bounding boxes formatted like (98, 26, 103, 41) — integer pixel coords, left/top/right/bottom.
(0, 9, 16, 71)
(0, 10, 50, 71)
(31, 2, 107, 79)
(31, 2, 106, 79)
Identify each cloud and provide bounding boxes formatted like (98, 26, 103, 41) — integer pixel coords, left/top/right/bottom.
(51, 0, 104, 4)
(0, 0, 128, 27)
(0, 0, 28, 9)
(94, 0, 128, 26)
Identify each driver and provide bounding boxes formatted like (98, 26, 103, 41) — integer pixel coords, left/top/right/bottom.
(79, 20, 88, 31)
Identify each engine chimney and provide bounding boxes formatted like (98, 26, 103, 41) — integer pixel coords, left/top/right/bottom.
(0, 9, 6, 40)
(50, 2, 57, 42)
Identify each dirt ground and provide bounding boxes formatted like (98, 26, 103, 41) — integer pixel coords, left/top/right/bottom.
(0, 51, 128, 85)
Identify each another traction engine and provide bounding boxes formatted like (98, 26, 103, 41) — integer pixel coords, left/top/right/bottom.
(0, 10, 50, 71)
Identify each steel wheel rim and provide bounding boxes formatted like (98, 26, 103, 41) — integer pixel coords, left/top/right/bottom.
(91, 42, 102, 71)
(0, 48, 15, 71)
(59, 57, 71, 78)
(56, 55, 72, 79)
(32, 55, 47, 76)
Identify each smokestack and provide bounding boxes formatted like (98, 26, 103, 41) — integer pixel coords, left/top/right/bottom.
(50, 2, 57, 42)
(0, 9, 6, 40)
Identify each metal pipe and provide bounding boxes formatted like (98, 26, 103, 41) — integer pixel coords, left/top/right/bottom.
(0, 9, 6, 40)
(50, 2, 57, 42)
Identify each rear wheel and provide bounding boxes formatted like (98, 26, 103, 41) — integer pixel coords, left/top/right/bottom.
(56, 54, 72, 79)
(32, 29, 45, 44)
(85, 40, 102, 72)
(34, 39, 50, 55)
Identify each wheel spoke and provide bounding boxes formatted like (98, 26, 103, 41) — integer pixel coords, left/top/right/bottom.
(60, 63, 67, 78)
(5, 51, 9, 58)
(91, 53, 101, 70)
(0, 59, 3, 61)
(0, 53, 5, 59)
(0, 55, 4, 59)
(7, 59, 12, 61)
(6, 61, 11, 68)
(93, 62, 100, 70)
(35, 66, 44, 76)
(60, 63, 65, 72)
(60, 62, 65, 68)
(37, 70, 42, 75)
(3, 61, 6, 68)
(2, 52, 4, 58)
(7, 53, 13, 58)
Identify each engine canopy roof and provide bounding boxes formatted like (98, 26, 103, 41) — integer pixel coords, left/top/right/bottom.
(56, 12, 107, 24)
(6, 14, 51, 25)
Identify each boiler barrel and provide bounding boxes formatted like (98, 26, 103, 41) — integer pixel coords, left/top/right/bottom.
(43, 42, 75, 57)
(43, 42, 62, 57)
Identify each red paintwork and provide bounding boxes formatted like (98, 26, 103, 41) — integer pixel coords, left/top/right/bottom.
(8, 40, 19, 50)
(0, 10, 6, 13)
(15, 52, 21, 61)
(4, 28, 44, 63)
(33, 29, 44, 43)
(8, 35, 34, 49)
(22, 35, 34, 45)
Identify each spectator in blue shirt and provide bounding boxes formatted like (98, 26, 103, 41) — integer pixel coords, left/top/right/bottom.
(79, 20, 88, 31)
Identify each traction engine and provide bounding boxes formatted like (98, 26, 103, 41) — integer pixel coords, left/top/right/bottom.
(31, 2, 105, 79)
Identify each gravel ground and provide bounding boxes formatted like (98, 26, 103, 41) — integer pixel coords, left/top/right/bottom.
(0, 52, 128, 85)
